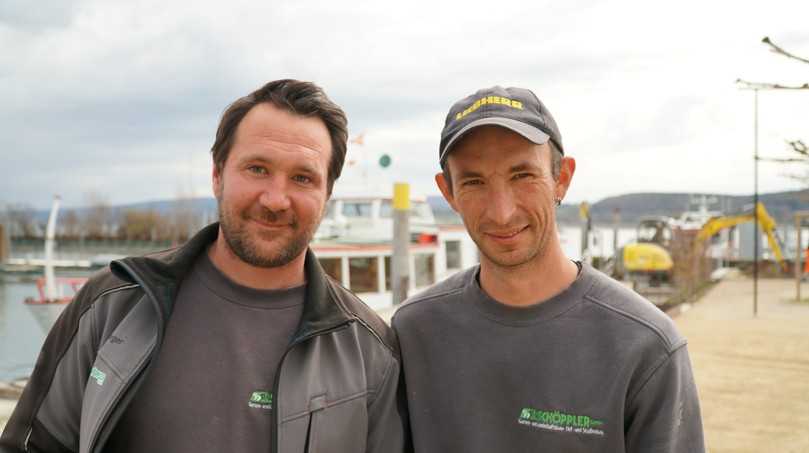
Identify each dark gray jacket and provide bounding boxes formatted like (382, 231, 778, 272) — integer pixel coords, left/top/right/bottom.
(0, 224, 408, 453)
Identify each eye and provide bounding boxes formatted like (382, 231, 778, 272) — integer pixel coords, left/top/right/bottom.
(461, 179, 483, 187)
(293, 174, 313, 184)
(247, 165, 268, 175)
(512, 172, 533, 180)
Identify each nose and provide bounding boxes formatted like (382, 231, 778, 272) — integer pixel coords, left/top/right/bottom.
(258, 176, 292, 212)
(485, 182, 517, 226)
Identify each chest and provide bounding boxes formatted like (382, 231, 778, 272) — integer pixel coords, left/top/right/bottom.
(401, 319, 634, 451)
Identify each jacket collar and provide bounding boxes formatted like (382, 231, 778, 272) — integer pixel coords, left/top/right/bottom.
(110, 223, 353, 339)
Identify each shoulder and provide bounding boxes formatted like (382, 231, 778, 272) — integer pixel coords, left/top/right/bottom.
(75, 266, 141, 311)
(326, 276, 399, 357)
(392, 266, 475, 327)
(581, 265, 685, 352)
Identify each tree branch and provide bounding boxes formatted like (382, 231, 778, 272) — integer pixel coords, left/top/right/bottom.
(762, 36, 809, 65)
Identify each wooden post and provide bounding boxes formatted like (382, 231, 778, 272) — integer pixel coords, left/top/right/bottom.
(795, 211, 809, 302)
(612, 208, 621, 259)
(796, 215, 801, 303)
(0, 223, 8, 263)
(392, 183, 410, 305)
(579, 202, 591, 264)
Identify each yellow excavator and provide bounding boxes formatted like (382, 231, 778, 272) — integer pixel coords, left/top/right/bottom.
(614, 217, 675, 285)
(695, 202, 787, 272)
(615, 202, 787, 282)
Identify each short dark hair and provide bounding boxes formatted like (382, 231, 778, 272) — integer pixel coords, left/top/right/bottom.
(441, 140, 563, 194)
(211, 79, 348, 194)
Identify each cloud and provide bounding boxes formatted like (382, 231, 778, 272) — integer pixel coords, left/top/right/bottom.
(1, 0, 809, 209)
(0, 0, 80, 31)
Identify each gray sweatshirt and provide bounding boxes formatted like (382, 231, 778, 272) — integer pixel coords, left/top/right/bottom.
(392, 264, 705, 452)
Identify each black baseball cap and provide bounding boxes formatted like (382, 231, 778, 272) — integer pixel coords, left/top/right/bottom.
(439, 86, 564, 168)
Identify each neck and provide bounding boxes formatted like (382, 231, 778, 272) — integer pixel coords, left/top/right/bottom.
(208, 230, 306, 290)
(479, 238, 578, 307)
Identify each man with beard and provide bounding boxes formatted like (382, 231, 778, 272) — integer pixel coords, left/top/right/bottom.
(392, 86, 705, 452)
(1, 80, 408, 453)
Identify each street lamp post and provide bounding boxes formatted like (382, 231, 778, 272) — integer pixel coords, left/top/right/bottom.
(736, 79, 809, 317)
(753, 88, 759, 317)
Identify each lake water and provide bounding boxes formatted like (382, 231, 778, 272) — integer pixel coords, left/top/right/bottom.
(0, 282, 47, 382)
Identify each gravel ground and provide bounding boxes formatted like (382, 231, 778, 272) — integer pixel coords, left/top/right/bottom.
(675, 276, 809, 453)
(0, 399, 16, 433)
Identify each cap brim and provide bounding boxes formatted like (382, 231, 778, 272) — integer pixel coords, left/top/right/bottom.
(440, 117, 551, 166)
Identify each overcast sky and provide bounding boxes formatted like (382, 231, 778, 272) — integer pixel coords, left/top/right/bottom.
(2, 0, 808, 209)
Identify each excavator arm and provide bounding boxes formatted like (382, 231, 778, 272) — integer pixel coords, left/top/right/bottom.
(696, 202, 787, 272)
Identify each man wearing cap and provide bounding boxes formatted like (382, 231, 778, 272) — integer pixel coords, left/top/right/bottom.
(392, 86, 705, 452)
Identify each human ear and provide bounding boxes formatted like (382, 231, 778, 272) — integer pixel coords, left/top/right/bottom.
(435, 172, 459, 213)
(555, 157, 576, 200)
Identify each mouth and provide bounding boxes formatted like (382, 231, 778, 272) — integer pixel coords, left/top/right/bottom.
(484, 226, 528, 241)
(250, 218, 294, 230)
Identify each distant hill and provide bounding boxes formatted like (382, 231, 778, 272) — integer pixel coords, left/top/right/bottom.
(556, 190, 809, 226)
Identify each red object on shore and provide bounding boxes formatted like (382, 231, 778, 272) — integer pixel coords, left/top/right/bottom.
(24, 277, 88, 305)
(804, 247, 809, 274)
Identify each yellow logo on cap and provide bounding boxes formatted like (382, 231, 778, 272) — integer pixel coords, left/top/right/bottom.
(455, 96, 523, 121)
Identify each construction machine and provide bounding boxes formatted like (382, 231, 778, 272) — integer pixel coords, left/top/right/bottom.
(696, 202, 787, 272)
(613, 217, 674, 285)
(614, 202, 787, 283)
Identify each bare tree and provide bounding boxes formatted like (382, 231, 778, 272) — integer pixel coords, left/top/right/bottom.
(82, 192, 115, 239)
(763, 36, 809, 65)
(4, 203, 39, 238)
(61, 210, 82, 239)
(118, 209, 169, 241)
(170, 189, 198, 244)
(781, 140, 809, 185)
(757, 37, 809, 185)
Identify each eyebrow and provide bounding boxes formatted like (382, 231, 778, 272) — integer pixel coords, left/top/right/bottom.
(508, 162, 541, 173)
(241, 155, 322, 177)
(456, 169, 484, 180)
(455, 160, 545, 180)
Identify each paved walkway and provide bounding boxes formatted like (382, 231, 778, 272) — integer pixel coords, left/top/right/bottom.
(675, 276, 809, 453)
(0, 399, 14, 433)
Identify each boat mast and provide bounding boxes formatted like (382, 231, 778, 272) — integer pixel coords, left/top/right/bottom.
(44, 195, 61, 301)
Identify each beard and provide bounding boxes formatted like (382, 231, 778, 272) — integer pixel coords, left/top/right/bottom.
(217, 198, 317, 268)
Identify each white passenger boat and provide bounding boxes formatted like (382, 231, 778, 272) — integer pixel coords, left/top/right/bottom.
(312, 189, 477, 310)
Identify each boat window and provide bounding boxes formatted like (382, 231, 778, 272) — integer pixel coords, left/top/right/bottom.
(319, 258, 342, 282)
(380, 200, 393, 218)
(638, 224, 671, 244)
(380, 200, 432, 220)
(349, 257, 378, 292)
(342, 202, 372, 218)
(445, 240, 461, 270)
(414, 254, 435, 287)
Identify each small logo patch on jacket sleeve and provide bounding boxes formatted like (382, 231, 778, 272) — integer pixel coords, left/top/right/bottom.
(90, 367, 107, 386)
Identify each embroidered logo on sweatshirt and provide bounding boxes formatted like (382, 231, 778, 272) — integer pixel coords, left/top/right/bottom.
(518, 407, 605, 436)
(90, 367, 107, 386)
(248, 391, 273, 410)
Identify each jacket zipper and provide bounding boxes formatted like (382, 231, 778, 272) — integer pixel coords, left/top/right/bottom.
(88, 356, 152, 453)
(87, 261, 167, 453)
(270, 321, 353, 453)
